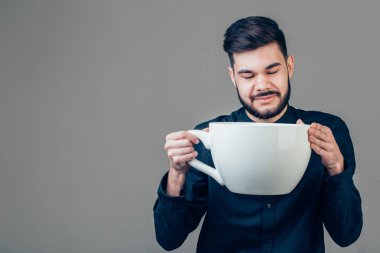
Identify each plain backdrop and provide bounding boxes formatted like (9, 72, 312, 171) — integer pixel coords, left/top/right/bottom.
(0, 0, 379, 252)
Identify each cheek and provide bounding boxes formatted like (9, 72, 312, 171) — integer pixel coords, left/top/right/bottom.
(238, 84, 254, 98)
(270, 75, 288, 91)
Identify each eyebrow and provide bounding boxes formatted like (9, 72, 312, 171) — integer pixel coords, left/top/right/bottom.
(237, 62, 281, 74)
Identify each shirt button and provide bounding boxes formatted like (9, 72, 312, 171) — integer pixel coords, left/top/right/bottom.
(266, 203, 272, 208)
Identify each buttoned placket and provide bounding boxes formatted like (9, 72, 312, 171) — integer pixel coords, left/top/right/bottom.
(261, 197, 275, 253)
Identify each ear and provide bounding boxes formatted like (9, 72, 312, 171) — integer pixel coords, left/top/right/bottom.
(228, 66, 237, 88)
(286, 55, 295, 79)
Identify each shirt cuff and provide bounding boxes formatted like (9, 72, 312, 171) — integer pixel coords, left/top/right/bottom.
(323, 159, 354, 191)
(156, 172, 187, 209)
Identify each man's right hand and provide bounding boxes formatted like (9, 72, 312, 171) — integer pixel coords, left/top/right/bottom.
(165, 131, 199, 173)
(164, 128, 208, 196)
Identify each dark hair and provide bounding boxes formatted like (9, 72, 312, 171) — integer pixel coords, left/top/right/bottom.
(223, 16, 288, 66)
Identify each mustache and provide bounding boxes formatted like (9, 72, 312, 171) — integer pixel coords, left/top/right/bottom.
(251, 90, 280, 100)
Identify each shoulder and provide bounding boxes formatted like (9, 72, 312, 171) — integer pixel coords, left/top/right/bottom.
(194, 108, 244, 130)
(295, 107, 349, 131)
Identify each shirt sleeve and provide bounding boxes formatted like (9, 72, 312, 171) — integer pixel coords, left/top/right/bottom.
(153, 126, 210, 251)
(321, 117, 363, 247)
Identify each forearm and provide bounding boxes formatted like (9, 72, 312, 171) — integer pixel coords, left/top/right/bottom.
(153, 198, 189, 250)
(166, 168, 187, 196)
(322, 166, 363, 247)
(153, 171, 207, 250)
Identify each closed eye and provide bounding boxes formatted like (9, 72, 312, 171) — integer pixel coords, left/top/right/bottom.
(268, 70, 278, 75)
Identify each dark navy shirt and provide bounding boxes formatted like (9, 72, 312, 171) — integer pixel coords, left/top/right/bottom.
(153, 106, 363, 253)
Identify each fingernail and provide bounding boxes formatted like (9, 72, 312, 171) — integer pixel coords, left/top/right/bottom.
(194, 151, 198, 156)
(195, 139, 199, 144)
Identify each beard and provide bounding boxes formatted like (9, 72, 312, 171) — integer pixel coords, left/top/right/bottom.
(236, 78, 291, 120)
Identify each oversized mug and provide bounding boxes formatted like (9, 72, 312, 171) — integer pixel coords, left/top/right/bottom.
(188, 122, 311, 195)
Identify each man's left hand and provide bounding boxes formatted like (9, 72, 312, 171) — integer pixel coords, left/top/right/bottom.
(297, 119, 344, 176)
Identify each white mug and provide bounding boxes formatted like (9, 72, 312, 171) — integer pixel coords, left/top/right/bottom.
(188, 122, 311, 195)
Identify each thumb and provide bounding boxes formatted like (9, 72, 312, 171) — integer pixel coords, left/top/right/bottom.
(296, 119, 305, 124)
(202, 127, 209, 132)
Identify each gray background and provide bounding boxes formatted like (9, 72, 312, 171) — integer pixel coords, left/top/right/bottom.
(0, 0, 379, 252)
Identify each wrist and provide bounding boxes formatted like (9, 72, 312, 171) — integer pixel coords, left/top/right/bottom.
(327, 157, 344, 176)
(166, 168, 187, 196)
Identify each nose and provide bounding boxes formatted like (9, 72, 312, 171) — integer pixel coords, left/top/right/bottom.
(254, 74, 271, 91)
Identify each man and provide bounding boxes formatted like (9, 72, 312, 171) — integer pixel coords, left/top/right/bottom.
(153, 16, 362, 253)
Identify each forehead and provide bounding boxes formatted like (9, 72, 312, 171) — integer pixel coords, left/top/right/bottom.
(233, 43, 285, 71)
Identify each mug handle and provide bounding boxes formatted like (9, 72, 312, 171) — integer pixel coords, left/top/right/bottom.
(187, 130, 224, 186)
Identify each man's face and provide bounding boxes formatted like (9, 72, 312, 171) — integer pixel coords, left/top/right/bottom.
(228, 43, 294, 121)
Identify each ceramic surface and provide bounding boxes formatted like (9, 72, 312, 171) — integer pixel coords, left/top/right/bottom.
(188, 122, 311, 195)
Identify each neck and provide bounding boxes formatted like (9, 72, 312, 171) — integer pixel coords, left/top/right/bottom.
(245, 105, 289, 123)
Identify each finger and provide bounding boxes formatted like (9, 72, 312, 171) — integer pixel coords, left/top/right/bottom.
(310, 143, 326, 157)
(164, 139, 194, 150)
(309, 127, 329, 142)
(171, 152, 198, 164)
(166, 131, 199, 144)
(203, 127, 209, 132)
(296, 119, 304, 124)
(186, 132, 200, 144)
(167, 147, 195, 157)
(310, 123, 331, 135)
(309, 135, 332, 151)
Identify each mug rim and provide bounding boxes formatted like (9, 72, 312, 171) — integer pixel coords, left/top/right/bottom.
(209, 122, 310, 127)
